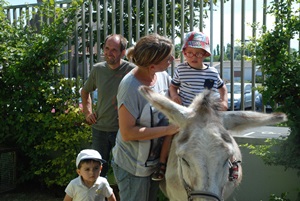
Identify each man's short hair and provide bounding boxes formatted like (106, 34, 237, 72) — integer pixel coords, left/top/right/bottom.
(103, 34, 128, 51)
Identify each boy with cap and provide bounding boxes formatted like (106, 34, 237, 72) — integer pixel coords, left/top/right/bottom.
(64, 149, 116, 201)
(151, 31, 228, 181)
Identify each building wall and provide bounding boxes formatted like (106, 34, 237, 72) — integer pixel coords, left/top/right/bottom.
(214, 61, 258, 82)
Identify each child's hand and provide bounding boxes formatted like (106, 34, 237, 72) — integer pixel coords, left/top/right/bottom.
(171, 95, 182, 105)
(220, 100, 228, 111)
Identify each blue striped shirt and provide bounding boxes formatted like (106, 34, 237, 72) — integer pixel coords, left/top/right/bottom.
(171, 63, 224, 106)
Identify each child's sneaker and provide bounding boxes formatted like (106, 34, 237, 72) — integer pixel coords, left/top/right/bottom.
(151, 163, 166, 181)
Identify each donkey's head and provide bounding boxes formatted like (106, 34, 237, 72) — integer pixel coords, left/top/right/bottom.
(139, 86, 287, 201)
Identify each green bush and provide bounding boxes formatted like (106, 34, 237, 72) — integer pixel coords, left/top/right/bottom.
(268, 190, 300, 201)
(0, 0, 91, 188)
(269, 193, 291, 201)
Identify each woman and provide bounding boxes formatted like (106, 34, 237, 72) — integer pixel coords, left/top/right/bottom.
(112, 34, 179, 201)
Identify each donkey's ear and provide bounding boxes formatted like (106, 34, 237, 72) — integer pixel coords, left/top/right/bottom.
(221, 111, 287, 131)
(138, 86, 192, 126)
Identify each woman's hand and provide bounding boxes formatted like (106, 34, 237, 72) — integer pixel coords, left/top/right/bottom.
(166, 124, 180, 136)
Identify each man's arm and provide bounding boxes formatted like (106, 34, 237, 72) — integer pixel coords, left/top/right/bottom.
(81, 88, 97, 124)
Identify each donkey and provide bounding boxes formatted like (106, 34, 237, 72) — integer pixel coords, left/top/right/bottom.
(138, 86, 287, 201)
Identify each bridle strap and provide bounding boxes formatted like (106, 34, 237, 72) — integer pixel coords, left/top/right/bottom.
(228, 159, 241, 181)
(190, 191, 222, 201)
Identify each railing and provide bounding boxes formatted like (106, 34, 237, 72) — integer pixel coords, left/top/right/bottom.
(3, 0, 298, 111)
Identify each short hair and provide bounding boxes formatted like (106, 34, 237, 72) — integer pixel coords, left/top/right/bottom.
(103, 34, 128, 51)
(77, 159, 102, 169)
(126, 34, 173, 67)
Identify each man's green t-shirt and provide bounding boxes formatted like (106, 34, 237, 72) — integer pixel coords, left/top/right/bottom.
(82, 60, 135, 132)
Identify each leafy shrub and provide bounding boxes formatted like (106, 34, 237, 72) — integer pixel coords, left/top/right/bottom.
(0, 0, 91, 188)
(268, 190, 300, 201)
(247, 0, 300, 173)
(269, 192, 291, 201)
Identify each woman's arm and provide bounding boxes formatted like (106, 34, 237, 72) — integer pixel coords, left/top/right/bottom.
(118, 104, 179, 141)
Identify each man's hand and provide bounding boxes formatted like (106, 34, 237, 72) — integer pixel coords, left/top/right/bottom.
(85, 112, 97, 125)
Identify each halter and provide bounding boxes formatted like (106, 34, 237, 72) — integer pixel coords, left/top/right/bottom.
(228, 159, 241, 182)
(179, 159, 223, 201)
(179, 158, 241, 201)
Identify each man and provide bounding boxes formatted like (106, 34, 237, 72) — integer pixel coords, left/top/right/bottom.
(81, 34, 135, 177)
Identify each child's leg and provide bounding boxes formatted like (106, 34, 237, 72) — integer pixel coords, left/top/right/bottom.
(152, 135, 173, 181)
(159, 135, 173, 164)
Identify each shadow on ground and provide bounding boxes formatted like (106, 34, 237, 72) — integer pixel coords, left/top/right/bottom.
(0, 182, 121, 201)
(0, 182, 64, 201)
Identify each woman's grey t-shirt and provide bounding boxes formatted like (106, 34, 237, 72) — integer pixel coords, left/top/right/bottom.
(112, 71, 171, 177)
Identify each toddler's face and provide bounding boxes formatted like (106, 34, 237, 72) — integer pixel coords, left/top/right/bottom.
(183, 47, 207, 68)
(77, 161, 102, 186)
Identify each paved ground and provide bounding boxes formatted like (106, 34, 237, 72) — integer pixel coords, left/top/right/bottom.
(237, 126, 290, 139)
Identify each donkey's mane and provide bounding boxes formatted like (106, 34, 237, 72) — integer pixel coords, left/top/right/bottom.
(177, 89, 233, 153)
(189, 89, 222, 116)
